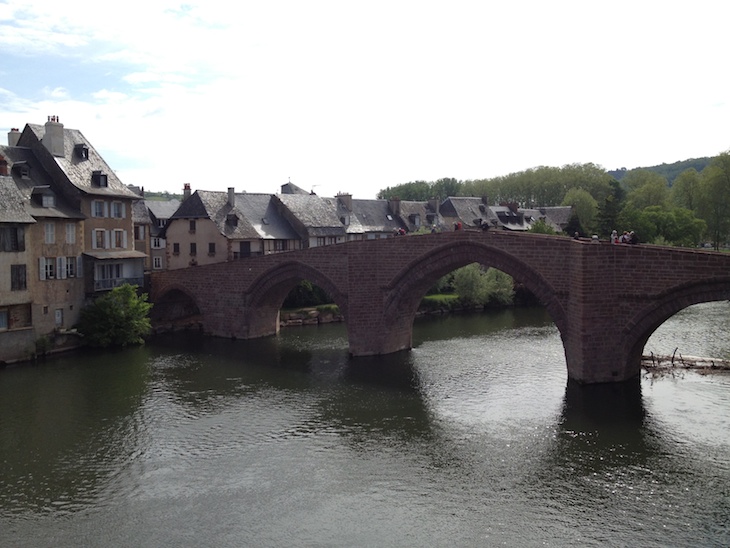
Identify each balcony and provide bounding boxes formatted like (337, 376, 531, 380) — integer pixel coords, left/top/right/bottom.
(94, 277, 145, 291)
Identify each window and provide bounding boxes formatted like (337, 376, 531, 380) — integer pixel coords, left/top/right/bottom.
(66, 223, 76, 244)
(0, 226, 25, 251)
(113, 229, 126, 249)
(173, 243, 180, 255)
(152, 237, 162, 249)
(157, 219, 165, 228)
(42, 194, 55, 207)
(316, 237, 326, 247)
(40, 257, 56, 280)
(94, 229, 106, 249)
(11, 264, 26, 290)
(92, 171, 108, 187)
(44, 222, 55, 244)
(134, 225, 145, 240)
(208, 242, 215, 255)
(74, 143, 89, 159)
(0, 310, 7, 330)
(92, 200, 106, 217)
(112, 202, 125, 218)
(55, 308, 64, 327)
(190, 242, 197, 256)
(274, 240, 287, 251)
(153, 256, 162, 269)
(189, 220, 196, 233)
(66, 257, 76, 278)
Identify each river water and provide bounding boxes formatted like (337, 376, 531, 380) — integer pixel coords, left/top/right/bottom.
(0, 303, 729, 547)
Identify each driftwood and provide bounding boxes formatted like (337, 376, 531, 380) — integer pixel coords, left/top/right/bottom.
(642, 347, 730, 374)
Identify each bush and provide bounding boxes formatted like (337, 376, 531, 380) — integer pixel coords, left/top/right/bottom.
(78, 284, 153, 348)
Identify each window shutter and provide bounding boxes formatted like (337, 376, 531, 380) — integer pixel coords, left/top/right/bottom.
(104, 202, 109, 218)
(104, 230, 110, 249)
(122, 230, 128, 249)
(57, 257, 66, 279)
(121, 203, 126, 218)
(76, 256, 83, 278)
(39, 257, 46, 280)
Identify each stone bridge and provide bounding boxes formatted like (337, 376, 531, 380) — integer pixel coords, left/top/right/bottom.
(149, 231, 730, 384)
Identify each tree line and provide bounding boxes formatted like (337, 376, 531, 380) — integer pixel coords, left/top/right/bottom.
(376, 153, 730, 250)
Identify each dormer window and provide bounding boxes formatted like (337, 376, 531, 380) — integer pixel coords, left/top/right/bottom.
(92, 170, 108, 187)
(12, 163, 30, 179)
(74, 143, 89, 160)
(227, 214, 238, 227)
(42, 194, 56, 208)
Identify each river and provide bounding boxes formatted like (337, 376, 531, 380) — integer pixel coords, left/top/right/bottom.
(0, 303, 729, 547)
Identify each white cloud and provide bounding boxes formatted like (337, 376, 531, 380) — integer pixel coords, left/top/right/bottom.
(1, 1, 730, 198)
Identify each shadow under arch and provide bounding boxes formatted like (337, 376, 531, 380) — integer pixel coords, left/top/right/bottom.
(149, 284, 202, 326)
(244, 260, 350, 339)
(383, 240, 569, 336)
(621, 277, 730, 377)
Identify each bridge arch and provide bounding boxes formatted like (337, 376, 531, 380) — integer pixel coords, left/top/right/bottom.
(243, 260, 349, 339)
(380, 240, 569, 354)
(620, 277, 730, 377)
(149, 284, 202, 328)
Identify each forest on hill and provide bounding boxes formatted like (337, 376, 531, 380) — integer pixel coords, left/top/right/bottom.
(376, 152, 730, 250)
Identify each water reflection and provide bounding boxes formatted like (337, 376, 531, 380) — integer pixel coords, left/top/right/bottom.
(1, 306, 729, 547)
(0, 348, 150, 515)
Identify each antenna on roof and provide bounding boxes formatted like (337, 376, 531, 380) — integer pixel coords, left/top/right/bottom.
(310, 184, 319, 195)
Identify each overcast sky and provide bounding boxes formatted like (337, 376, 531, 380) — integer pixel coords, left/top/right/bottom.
(1, 1, 728, 199)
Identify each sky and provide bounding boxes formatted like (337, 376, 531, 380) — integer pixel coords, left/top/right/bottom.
(1, 1, 728, 199)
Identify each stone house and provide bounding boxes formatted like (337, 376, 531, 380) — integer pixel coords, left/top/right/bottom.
(323, 194, 405, 241)
(145, 194, 181, 272)
(273, 192, 346, 248)
(164, 187, 301, 270)
(13, 117, 145, 294)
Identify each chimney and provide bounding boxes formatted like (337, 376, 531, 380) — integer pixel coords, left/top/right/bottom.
(183, 183, 191, 201)
(337, 193, 352, 212)
(427, 197, 440, 215)
(42, 115, 65, 157)
(228, 187, 235, 207)
(388, 197, 401, 217)
(7, 128, 20, 147)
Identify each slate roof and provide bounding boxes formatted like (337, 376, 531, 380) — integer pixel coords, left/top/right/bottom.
(322, 197, 403, 235)
(522, 206, 573, 230)
(0, 176, 36, 223)
(275, 194, 345, 237)
(0, 144, 84, 221)
(234, 193, 299, 240)
(280, 181, 310, 195)
(23, 123, 139, 199)
(146, 198, 181, 221)
(405, 200, 443, 232)
(131, 200, 152, 224)
(439, 197, 499, 229)
(170, 190, 260, 239)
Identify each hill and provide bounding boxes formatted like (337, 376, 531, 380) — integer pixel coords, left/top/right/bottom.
(608, 157, 711, 184)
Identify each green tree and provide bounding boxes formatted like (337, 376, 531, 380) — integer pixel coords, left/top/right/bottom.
(78, 284, 153, 348)
(697, 152, 730, 250)
(483, 268, 515, 305)
(453, 263, 490, 306)
(561, 188, 598, 234)
(528, 219, 558, 234)
(671, 168, 701, 210)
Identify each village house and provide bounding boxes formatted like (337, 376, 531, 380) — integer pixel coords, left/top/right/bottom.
(273, 191, 347, 248)
(164, 186, 301, 270)
(14, 117, 145, 294)
(144, 193, 181, 272)
(323, 193, 406, 241)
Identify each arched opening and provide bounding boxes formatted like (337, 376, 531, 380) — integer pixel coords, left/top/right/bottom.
(244, 261, 348, 340)
(149, 287, 202, 331)
(622, 281, 730, 376)
(378, 240, 568, 357)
